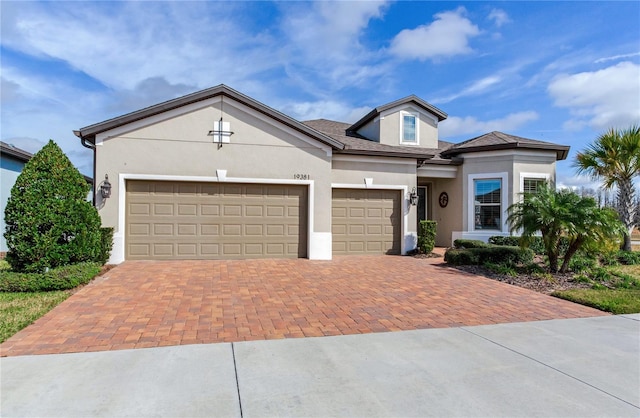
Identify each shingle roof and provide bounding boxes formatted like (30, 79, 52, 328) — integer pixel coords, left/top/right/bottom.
(441, 131, 569, 160)
(303, 119, 441, 159)
(0, 141, 33, 163)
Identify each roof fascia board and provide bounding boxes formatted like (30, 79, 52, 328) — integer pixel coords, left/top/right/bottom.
(335, 148, 435, 159)
(442, 143, 569, 160)
(0, 145, 32, 163)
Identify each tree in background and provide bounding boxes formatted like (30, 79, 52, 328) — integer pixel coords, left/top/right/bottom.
(574, 125, 640, 250)
(4, 140, 103, 272)
(507, 183, 624, 273)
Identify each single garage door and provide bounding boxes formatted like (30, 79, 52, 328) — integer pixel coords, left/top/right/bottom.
(126, 181, 307, 260)
(332, 188, 401, 255)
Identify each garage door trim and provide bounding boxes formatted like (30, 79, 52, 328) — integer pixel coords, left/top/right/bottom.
(109, 173, 315, 263)
(331, 183, 408, 255)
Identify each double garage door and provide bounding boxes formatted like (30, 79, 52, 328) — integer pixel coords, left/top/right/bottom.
(126, 181, 307, 260)
(125, 181, 401, 260)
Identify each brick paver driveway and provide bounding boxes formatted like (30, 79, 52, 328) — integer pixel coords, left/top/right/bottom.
(1, 255, 606, 356)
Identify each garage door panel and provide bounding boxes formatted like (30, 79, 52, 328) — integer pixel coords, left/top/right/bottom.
(126, 181, 307, 260)
(332, 189, 400, 255)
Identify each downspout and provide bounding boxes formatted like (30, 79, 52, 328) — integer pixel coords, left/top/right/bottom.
(75, 131, 97, 206)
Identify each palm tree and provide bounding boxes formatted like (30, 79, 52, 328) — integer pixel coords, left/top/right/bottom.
(574, 125, 640, 250)
(507, 184, 624, 273)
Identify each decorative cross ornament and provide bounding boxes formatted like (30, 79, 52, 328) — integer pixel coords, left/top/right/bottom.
(208, 117, 234, 144)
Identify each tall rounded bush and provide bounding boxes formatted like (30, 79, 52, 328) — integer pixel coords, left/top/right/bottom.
(3, 140, 103, 272)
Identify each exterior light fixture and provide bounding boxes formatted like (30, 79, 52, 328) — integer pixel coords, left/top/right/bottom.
(409, 187, 418, 206)
(100, 174, 112, 199)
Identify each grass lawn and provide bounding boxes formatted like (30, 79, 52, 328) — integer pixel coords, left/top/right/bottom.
(553, 289, 640, 315)
(0, 290, 71, 343)
(553, 263, 640, 314)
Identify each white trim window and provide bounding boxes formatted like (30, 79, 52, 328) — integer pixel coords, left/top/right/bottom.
(400, 112, 419, 144)
(468, 172, 509, 232)
(474, 179, 502, 230)
(519, 173, 549, 195)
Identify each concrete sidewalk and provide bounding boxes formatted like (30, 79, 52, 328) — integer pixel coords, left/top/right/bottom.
(2, 315, 639, 417)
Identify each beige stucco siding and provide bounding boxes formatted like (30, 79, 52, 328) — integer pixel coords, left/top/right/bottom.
(95, 97, 333, 262)
(458, 150, 558, 241)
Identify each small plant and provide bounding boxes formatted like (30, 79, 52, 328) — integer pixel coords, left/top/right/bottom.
(568, 255, 598, 273)
(417, 220, 437, 254)
(617, 250, 640, 265)
(523, 262, 546, 274)
(573, 274, 592, 284)
(483, 262, 517, 277)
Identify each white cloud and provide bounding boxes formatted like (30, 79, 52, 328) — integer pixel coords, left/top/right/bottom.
(547, 61, 640, 131)
(432, 75, 502, 104)
(279, 100, 371, 124)
(1, 2, 277, 90)
(439, 111, 539, 137)
(594, 52, 640, 64)
(278, 1, 389, 91)
(488, 9, 511, 27)
(390, 7, 480, 61)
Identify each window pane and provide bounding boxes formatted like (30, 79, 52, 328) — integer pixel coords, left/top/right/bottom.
(524, 178, 544, 193)
(474, 179, 501, 204)
(474, 205, 501, 230)
(403, 115, 416, 142)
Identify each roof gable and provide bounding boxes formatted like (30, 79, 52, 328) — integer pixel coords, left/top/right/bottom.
(75, 85, 344, 150)
(347, 95, 447, 134)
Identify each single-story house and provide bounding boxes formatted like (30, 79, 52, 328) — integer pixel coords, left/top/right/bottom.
(1, 142, 34, 256)
(75, 85, 569, 264)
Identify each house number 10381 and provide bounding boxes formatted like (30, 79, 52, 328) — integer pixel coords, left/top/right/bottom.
(293, 174, 311, 180)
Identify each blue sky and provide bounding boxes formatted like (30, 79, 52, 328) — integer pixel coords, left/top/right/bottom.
(2, 1, 639, 188)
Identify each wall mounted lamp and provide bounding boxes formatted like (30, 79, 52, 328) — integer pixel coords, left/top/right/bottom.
(100, 174, 112, 199)
(409, 187, 418, 206)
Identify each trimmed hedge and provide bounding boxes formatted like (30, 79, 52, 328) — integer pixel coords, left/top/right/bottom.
(453, 239, 490, 249)
(0, 262, 101, 292)
(97, 227, 114, 265)
(488, 235, 568, 256)
(417, 220, 437, 254)
(445, 246, 534, 266)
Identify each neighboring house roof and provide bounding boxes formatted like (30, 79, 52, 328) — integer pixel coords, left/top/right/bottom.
(0, 141, 33, 163)
(441, 131, 570, 161)
(347, 95, 448, 134)
(74, 84, 345, 151)
(303, 119, 439, 159)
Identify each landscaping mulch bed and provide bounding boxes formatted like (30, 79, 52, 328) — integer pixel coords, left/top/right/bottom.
(452, 264, 593, 295)
(414, 252, 593, 295)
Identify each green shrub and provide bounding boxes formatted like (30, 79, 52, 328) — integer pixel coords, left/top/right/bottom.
(599, 251, 620, 266)
(617, 250, 640, 265)
(98, 227, 114, 265)
(417, 220, 437, 254)
(568, 255, 598, 273)
(0, 262, 101, 292)
(445, 246, 534, 266)
(453, 239, 490, 249)
(4, 141, 104, 272)
(444, 249, 479, 265)
(488, 235, 549, 256)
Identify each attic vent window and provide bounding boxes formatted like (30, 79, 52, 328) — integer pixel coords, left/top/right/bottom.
(208, 118, 234, 144)
(401, 113, 418, 144)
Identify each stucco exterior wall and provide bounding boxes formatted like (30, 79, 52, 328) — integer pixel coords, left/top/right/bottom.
(331, 155, 419, 252)
(456, 150, 559, 242)
(428, 176, 463, 247)
(358, 118, 380, 142)
(95, 97, 333, 262)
